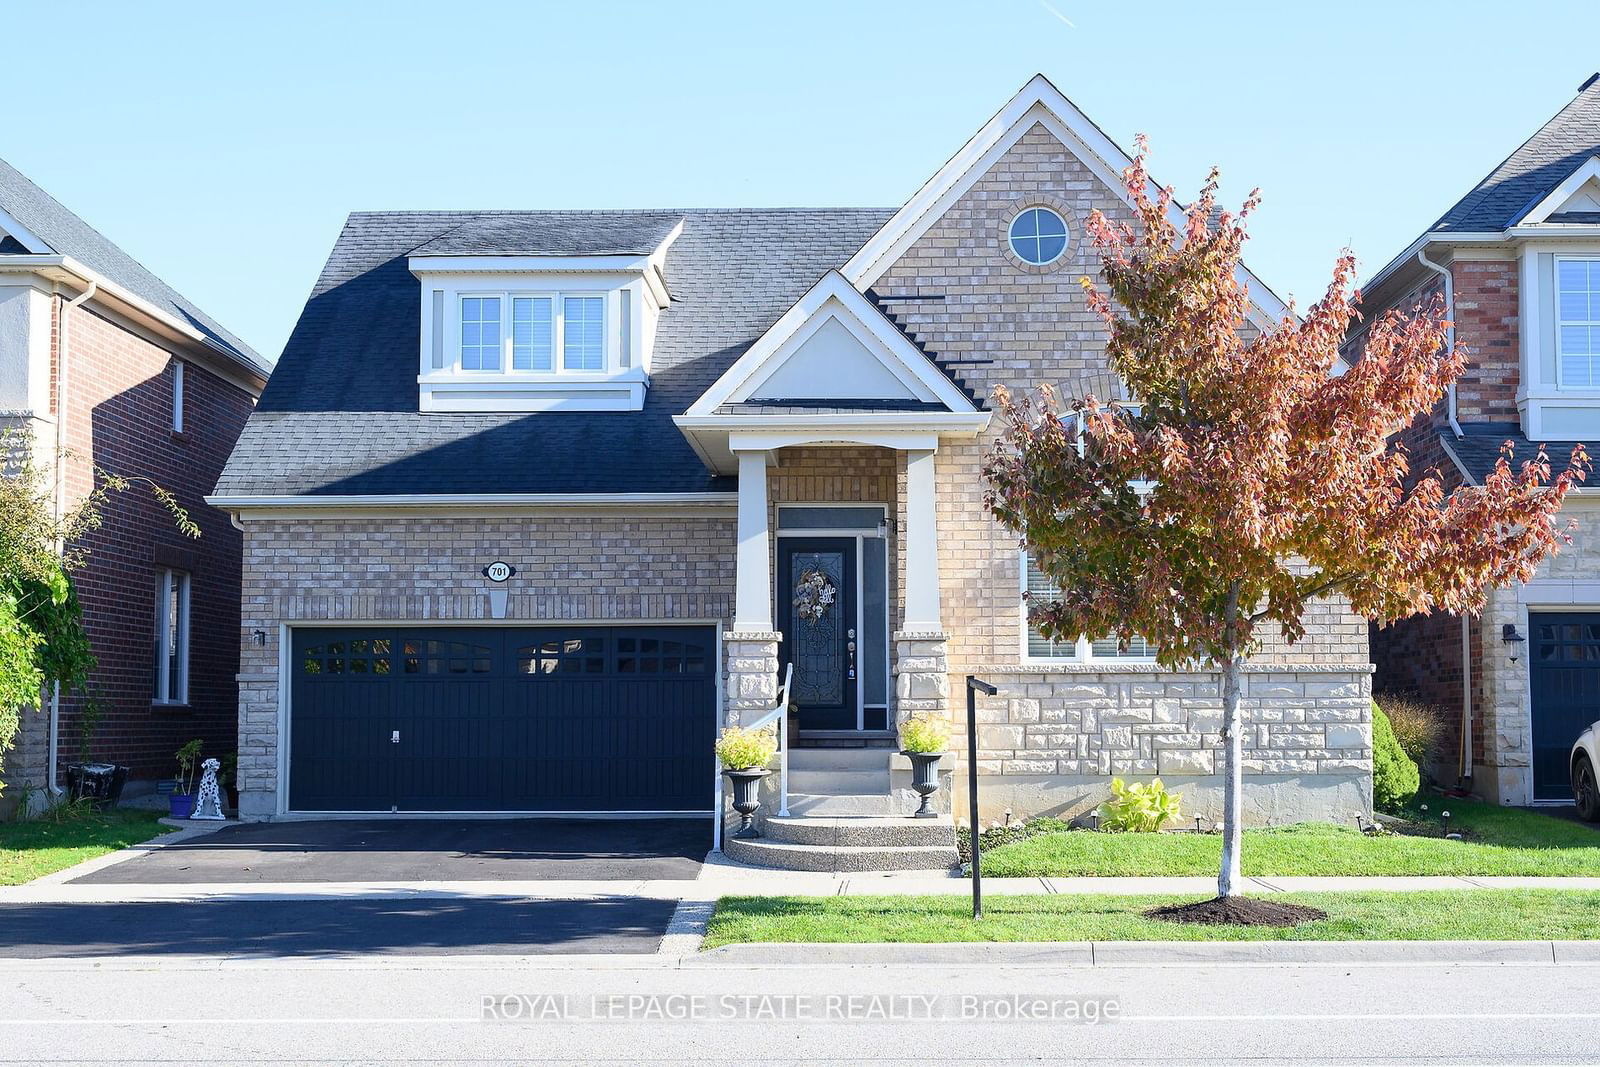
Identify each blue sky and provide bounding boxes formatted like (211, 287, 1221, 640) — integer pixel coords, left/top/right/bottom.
(5, 1, 1598, 362)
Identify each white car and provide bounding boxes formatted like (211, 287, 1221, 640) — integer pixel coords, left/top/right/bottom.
(1574, 724, 1600, 822)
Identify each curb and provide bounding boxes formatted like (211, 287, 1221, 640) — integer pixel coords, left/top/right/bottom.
(692, 939, 1600, 967)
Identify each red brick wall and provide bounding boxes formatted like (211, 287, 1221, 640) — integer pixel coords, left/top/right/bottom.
(53, 300, 256, 781)
(1450, 261, 1519, 422)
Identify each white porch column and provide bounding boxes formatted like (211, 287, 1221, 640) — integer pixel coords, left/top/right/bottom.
(903, 447, 942, 630)
(733, 448, 772, 632)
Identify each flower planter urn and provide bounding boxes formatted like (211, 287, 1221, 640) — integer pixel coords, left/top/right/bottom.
(168, 793, 195, 819)
(724, 767, 770, 839)
(902, 751, 945, 818)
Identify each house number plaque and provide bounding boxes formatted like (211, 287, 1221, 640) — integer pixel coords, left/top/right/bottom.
(481, 561, 516, 583)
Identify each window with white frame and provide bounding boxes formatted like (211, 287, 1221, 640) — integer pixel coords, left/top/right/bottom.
(1558, 257, 1600, 388)
(171, 361, 184, 433)
(152, 568, 190, 704)
(1022, 550, 1153, 661)
(456, 291, 610, 374)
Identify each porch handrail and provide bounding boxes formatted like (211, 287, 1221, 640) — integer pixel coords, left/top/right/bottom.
(713, 662, 794, 853)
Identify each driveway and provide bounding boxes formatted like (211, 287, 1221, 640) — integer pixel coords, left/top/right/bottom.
(71, 817, 710, 885)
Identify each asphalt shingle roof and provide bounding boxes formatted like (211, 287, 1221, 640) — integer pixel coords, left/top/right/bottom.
(408, 212, 685, 257)
(0, 155, 265, 373)
(216, 208, 895, 497)
(1443, 424, 1589, 486)
(1432, 74, 1600, 233)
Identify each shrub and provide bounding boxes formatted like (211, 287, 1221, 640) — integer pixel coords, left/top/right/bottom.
(1376, 693, 1450, 773)
(899, 713, 950, 754)
(714, 726, 777, 771)
(1098, 777, 1182, 832)
(1372, 701, 1420, 813)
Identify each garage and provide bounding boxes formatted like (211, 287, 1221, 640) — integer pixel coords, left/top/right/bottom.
(287, 626, 716, 812)
(1528, 613, 1600, 802)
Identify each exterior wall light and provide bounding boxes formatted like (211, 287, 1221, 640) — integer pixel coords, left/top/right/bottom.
(250, 630, 267, 646)
(1502, 623, 1526, 663)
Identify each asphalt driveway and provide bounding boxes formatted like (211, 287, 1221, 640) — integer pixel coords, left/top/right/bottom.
(71, 818, 710, 884)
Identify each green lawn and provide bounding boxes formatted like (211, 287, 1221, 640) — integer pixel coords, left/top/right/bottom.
(0, 808, 170, 885)
(978, 800, 1600, 877)
(704, 891, 1600, 947)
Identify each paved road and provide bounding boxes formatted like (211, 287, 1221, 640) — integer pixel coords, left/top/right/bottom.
(0, 897, 678, 957)
(73, 818, 709, 884)
(1, 952, 1593, 1064)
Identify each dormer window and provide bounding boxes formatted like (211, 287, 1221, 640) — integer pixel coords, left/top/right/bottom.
(408, 217, 681, 414)
(456, 292, 608, 375)
(1557, 256, 1600, 388)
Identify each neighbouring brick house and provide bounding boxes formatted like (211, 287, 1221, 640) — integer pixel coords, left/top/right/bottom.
(1355, 73, 1600, 809)
(212, 76, 1372, 866)
(0, 157, 268, 813)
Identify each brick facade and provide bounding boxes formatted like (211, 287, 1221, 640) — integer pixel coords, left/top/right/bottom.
(2, 297, 255, 808)
(862, 122, 1372, 823)
(233, 122, 1373, 825)
(235, 514, 735, 816)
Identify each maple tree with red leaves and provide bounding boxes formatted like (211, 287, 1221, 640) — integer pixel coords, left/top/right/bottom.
(982, 142, 1588, 908)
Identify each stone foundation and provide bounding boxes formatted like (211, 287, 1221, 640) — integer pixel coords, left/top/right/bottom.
(948, 665, 1374, 826)
(893, 630, 950, 725)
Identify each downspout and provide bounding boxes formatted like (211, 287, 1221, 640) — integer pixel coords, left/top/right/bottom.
(1415, 249, 1474, 786)
(46, 280, 97, 797)
(1416, 248, 1463, 438)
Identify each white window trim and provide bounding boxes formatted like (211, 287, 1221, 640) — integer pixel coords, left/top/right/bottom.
(153, 568, 191, 705)
(1008, 206, 1069, 266)
(1018, 549, 1156, 665)
(451, 290, 617, 378)
(1554, 254, 1600, 392)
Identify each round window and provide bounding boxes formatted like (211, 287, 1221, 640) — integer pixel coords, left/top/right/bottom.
(1008, 207, 1069, 266)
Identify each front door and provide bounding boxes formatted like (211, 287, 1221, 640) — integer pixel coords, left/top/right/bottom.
(1529, 613, 1600, 801)
(778, 537, 858, 732)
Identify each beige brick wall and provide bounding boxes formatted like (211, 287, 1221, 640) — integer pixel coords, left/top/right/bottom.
(867, 122, 1371, 819)
(236, 513, 734, 815)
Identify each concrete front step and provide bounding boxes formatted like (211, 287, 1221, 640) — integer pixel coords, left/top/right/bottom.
(785, 792, 897, 816)
(787, 747, 894, 772)
(787, 769, 891, 795)
(764, 814, 955, 848)
(723, 836, 959, 873)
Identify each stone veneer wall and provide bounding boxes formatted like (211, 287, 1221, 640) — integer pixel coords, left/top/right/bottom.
(236, 513, 734, 817)
(1474, 502, 1600, 805)
(864, 120, 1374, 823)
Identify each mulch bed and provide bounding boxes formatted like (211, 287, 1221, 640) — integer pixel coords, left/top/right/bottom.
(1145, 896, 1328, 927)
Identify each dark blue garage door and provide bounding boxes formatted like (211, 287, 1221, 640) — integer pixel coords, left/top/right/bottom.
(1529, 613, 1600, 801)
(289, 626, 716, 812)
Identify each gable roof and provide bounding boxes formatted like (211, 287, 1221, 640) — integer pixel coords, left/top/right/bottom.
(1430, 74, 1600, 233)
(0, 155, 266, 375)
(214, 208, 893, 498)
(683, 270, 981, 417)
(841, 74, 1291, 327)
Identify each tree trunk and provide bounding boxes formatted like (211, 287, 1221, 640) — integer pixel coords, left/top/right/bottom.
(1217, 581, 1244, 899)
(1218, 650, 1244, 898)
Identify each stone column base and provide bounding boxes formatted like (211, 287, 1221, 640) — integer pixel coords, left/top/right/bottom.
(723, 630, 782, 728)
(893, 629, 950, 724)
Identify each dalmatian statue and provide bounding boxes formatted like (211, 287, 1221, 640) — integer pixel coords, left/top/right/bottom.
(191, 757, 225, 820)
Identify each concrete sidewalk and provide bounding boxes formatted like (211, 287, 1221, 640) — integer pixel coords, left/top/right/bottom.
(8, 861, 1600, 904)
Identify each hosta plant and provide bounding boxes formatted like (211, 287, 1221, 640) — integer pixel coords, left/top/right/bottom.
(1098, 776, 1183, 832)
(899, 713, 950, 754)
(714, 725, 777, 771)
